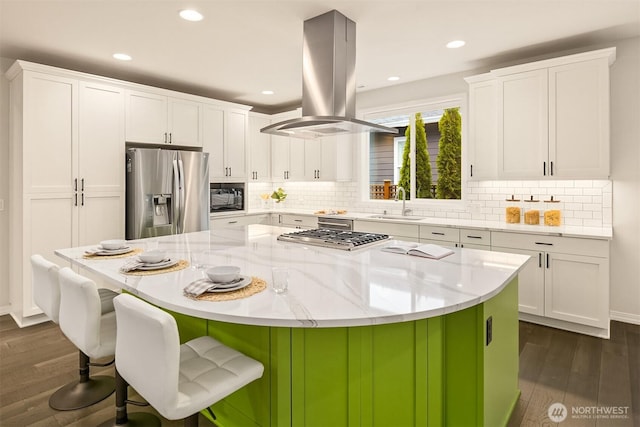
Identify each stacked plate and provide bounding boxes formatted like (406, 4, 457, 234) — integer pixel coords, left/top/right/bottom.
(135, 258, 179, 271)
(207, 275, 252, 293)
(86, 240, 133, 256)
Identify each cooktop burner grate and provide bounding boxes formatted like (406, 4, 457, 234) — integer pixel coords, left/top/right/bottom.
(277, 228, 391, 250)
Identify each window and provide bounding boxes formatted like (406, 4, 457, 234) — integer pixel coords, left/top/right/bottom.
(364, 96, 464, 202)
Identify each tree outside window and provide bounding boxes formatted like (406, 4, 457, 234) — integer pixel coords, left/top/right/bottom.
(367, 99, 463, 202)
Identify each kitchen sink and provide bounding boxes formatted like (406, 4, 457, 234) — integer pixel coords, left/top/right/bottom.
(367, 215, 426, 221)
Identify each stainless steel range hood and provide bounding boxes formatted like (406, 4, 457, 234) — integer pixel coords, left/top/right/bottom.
(261, 10, 398, 139)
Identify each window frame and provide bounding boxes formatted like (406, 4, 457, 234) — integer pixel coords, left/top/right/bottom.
(358, 93, 468, 209)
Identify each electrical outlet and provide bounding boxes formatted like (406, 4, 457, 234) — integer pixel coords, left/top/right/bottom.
(486, 316, 493, 346)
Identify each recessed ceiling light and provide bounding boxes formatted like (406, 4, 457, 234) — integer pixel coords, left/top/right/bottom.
(113, 53, 132, 61)
(261, 90, 274, 95)
(179, 9, 203, 21)
(387, 76, 400, 81)
(446, 40, 466, 49)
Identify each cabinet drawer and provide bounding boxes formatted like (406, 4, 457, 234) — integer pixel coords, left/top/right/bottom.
(279, 214, 318, 228)
(419, 225, 459, 243)
(459, 228, 491, 246)
(492, 231, 609, 257)
(354, 220, 419, 239)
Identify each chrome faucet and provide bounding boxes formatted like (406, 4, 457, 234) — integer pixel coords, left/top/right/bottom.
(395, 187, 412, 216)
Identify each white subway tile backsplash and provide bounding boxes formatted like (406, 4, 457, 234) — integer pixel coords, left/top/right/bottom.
(248, 179, 611, 228)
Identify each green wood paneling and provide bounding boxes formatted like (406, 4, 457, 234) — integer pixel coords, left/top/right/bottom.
(163, 277, 520, 427)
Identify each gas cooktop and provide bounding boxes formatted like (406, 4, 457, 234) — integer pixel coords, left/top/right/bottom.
(277, 228, 391, 251)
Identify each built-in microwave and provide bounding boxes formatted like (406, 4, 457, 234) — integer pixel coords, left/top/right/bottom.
(210, 183, 245, 213)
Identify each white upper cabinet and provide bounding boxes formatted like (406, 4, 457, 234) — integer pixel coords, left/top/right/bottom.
(168, 98, 202, 146)
(125, 90, 202, 147)
(466, 48, 615, 180)
(497, 69, 549, 179)
(548, 59, 610, 178)
(248, 113, 271, 181)
(202, 105, 248, 181)
(465, 74, 497, 180)
(267, 110, 353, 182)
(496, 48, 615, 179)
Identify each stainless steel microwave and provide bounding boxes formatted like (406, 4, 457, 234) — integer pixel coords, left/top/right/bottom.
(210, 183, 244, 213)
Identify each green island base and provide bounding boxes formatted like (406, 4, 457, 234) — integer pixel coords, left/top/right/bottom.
(166, 278, 519, 427)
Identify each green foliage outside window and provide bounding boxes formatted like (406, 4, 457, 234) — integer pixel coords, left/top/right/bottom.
(398, 112, 432, 199)
(436, 108, 462, 199)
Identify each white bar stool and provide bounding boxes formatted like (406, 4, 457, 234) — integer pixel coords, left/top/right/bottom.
(98, 293, 265, 427)
(54, 266, 119, 410)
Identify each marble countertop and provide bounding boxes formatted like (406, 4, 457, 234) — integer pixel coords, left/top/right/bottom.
(55, 225, 529, 328)
(213, 209, 612, 239)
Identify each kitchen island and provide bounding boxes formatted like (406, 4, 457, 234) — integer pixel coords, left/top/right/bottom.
(56, 224, 530, 427)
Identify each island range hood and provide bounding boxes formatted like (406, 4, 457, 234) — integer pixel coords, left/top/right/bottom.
(261, 10, 398, 139)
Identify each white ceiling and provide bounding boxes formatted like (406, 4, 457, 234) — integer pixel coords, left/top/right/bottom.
(1, 0, 638, 113)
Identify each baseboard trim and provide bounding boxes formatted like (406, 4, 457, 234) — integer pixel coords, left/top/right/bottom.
(9, 312, 49, 328)
(610, 310, 640, 325)
(519, 313, 610, 339)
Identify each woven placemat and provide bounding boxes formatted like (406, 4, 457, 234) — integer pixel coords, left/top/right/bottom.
(83, 248, 143, 260)
(121, 259, 190, 276)
(194, 277, 267, 302)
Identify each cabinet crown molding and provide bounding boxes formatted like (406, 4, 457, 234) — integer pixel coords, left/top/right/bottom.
(490, 47, 616, 77)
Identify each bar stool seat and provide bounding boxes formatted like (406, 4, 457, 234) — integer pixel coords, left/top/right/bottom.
(99, 293, 264, 426)
(55, 266, 118, 410)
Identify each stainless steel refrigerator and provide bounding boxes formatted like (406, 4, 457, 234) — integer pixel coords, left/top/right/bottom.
(126, 148, 209, 240)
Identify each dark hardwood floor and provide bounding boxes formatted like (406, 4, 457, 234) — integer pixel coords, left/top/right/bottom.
(1, 315, 638, 426)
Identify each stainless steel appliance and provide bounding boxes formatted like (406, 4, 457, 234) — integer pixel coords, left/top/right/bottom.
(126, 148, 209, 239)
(317, 216, 354, 231)
(278, 229, 391, 251)
(210, 183, 244, 213)
(261, 10, 397, 139)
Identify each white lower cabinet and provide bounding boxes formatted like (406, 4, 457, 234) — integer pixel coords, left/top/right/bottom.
(418, 225, 459, 247)
(210, 214, 270, 229)
(277, 214, 318, 230)
(354, 220, 420, 242)
(492, 231, 610, 336)
(492, 246, 544, 316)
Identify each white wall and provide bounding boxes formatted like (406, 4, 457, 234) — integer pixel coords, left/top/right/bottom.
(608, 37, 640, 323)
(0, 57, 12, 314)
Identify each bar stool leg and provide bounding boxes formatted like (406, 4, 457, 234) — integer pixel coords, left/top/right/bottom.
(49, 351, 115, 410)
(97, 369, 161, 427)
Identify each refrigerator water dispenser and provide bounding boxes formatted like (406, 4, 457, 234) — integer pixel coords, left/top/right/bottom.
(152, 195, 172, 226)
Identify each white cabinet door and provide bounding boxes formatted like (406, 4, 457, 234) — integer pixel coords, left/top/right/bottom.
(225, 109, 247, 179)
(203, 105, 225, 180)
(78, 81, 125, 245)
(548, 59, 610, 178)
(168, 98, 201, 147)
(204, 106, 247, 180)
(320, 134, 353, 182)
(271, 135, 289, 180)
(24, 72, 78, 194)
(467, 77, 497, 180)
(25, 195, 76, 316)
(493, 246, 544, 316)
(498, 69, 548, 179)
(125, 90, 167, 144)
(248, 114, 271, 181)
(305, 139, 322, 180)
(288, 139, 305, 180)
(544, 253, 609, 328)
